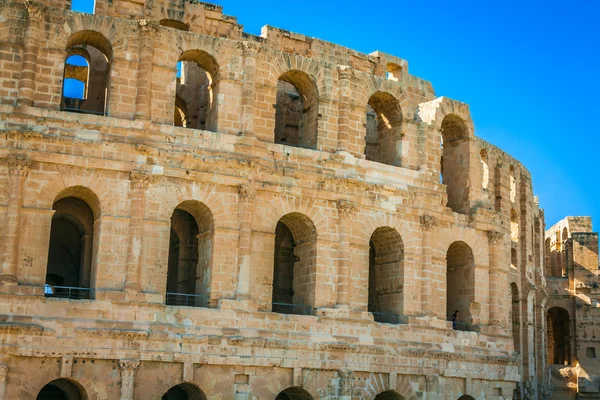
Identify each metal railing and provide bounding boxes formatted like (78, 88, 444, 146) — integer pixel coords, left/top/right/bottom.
(372, 311, 406, 324)
(272, 302, 313, 316)
(165, 292, 209, 308)
(44, 285, 92, 300)
(451, 321, 480, 333)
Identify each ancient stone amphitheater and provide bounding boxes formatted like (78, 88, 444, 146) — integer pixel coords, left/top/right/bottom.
(0, 0, 598, 399)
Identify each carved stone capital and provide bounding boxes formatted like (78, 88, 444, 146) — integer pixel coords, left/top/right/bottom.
(336, 200, 356, 219)
(488, 230, 504, 245)
(118, 359, 140, 373)
(242, 42, 260, 57)
(7, 156, 32, 177)
(138, 19, 159, 34)
(337, 65, 354, 80)
(0, 364, 8, 377)
(129, 171, 153, 190)
(420, 215, 436, 231)
(238, 184, 256, 201)
(25, 0, 45, 20)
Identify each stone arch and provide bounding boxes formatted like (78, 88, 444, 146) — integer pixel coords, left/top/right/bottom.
(480, 149, 489, 189)
(61, 30, 112, 115)
(271, 212, 318, 314)
(510, 208, 519, 242)
(274, 70, 319, 149)
(457, 396, 476, 400)
(162, 382, 207, 400)
(547, 306, 571, 365)
(510, 282, 521, 354)
(166, 200, 214, 307)
(446, 241, 476, 328)
(365, 91, 404, 167)
(275, 387, 314, 400)
(36, 378, 88, 400)
(174, 49, 220, 131)
(368, 227, 405, 322)
(415, 96, 475, 138)
(374, 390, 405, 399)
(440, 113, 471, 214)
(159, 19, 190, 31)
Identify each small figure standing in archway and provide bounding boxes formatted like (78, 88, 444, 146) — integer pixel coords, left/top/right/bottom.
(450, 310, 460, 329)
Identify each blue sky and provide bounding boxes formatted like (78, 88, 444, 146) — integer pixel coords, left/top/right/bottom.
(215, 0, 598, 230)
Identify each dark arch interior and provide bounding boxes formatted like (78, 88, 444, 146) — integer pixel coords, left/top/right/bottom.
(162, 383, 206, 400)
(440, 114, 470, 214)
(374, 390, 404, 400)
(446, 241, 475, 328)
(37, 379, 84, 400)
(275, 387, 314, 400)
(365, 91, 403, 167)
(547, 307, 571, 365)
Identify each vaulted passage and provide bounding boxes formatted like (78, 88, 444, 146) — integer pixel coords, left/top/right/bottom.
(441, 114, 470, 214)
(368, 227, 405, 323)
(511, 282, 521, 353)
(446, 241, 475, 329)
(365, 91, 403, 167)
(162, 383, 207, 400)
(46, 197, 95, 299)
(275, 387, 314, 400)
(166, 201, 214, 307)
(374, 390, 405, 399)
(174, 50, 219, 131)
(547, 307, 571, 365)
(271, 213, 317, 315)
(61, 31, 111, 115)
(274, 70, 318, 149)
(37, 379, 85, 400)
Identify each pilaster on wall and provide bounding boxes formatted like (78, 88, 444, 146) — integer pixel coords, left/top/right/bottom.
(134, 20, 158, 121)
(17, 1, 45, 107)
(0, 157, 32, 283)
(420, 215, 436, 317)
(118, 359, 140, 400)
(335, 200, 355, 307)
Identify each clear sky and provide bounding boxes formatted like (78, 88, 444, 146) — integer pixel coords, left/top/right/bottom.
(213, 0, 598, 231)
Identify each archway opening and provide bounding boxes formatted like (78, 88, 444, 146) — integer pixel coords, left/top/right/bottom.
(368, 227, 405, 323)
(274, 70, 318, 149)
(547, 307, 571, 365)
(45, 197, 95, 299)
(162, 383, 206, 400)
(61, 31, 111, 115)
(446, 241, 475, 330)
(275, 387, 314, 400)
(37, 378, 86, 400)
(374, 390, 405, 399)
(510, 209, 519, 242)
(480, 149, 489, 190)
(365, 91, 403, 167)
(271, 212, 317, 315)
(166, 201, 213, 307)
(510, 282, 521, 354)
(174, 50, 219, 131)
(440, 114, 470, 214)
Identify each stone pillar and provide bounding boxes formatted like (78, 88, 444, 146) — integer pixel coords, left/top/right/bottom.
(134, 20, 158, 120)
(336, 66, 353, 153)
(236, 184, 256, 299)
(118, 360, 140, 400)
(124, 172, 152, 292)
(0, 157, 32, 282)
(240, 43, 259, 135)
(420, 215, 436, 316)
(79, 234, 93, 287)
(17, 1, 44, 107)
(488, 230, 509, 327)
(336, 200, 355, 307)
(0, 365, 8, 400)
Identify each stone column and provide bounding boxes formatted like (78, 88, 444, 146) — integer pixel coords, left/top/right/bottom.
(336, 200, 355, 307)
(0, 157, 32, 282)
(17, 1, 44, 107)
(336, 66, 353, 153)
(124, 172, 152, 292)
(488, 230, 508, 327)
(134, 20, 158, 120)
(240, 43, 259, 135)
(0, 365, 8, 400)
(235, 184, 256, 299)
(118, 360, 140, 400)
(420, 215, 436, 316)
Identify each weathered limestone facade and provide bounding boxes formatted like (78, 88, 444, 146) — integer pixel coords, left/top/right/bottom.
(0, 0, 592, 398)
